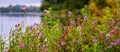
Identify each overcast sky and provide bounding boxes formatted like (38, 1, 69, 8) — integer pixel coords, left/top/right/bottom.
(0, 0, 42, 7)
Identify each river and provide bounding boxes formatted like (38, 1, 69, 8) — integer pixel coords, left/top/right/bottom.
(0, 13, 41, 40)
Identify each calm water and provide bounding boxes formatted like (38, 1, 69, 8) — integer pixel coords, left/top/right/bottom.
(0, 15, 41, 39)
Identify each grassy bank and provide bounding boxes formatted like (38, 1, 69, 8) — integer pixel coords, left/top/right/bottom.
(1, 6, 120, 52)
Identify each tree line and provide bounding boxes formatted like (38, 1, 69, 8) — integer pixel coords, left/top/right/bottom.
(0, 5, 41, 13)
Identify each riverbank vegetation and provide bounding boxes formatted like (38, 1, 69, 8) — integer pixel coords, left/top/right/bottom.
(1, 0, 120, 52)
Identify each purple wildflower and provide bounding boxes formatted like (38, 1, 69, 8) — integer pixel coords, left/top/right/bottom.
(38, 44, 41, 48)
(77, 15, 81, 21)
(69, 24, 73, 28)
(77, 40, 80, 43)
(111, 30, 115, 34)
(15, 23, 20, 28)
(20, 44, 25, 48)
(114, 26, 119, 30)
(118, 21, 120, 24)
(110, 20, 115, 25)
(110, 42, 115, 46)
(30, 26, 33, 30)
(106, 34, 110, 39)
(3, 49, 7, 52)
(62, 28, 67, 37)
(60, 42, 66, 46)
(93, 39, 97, 43)
(84, 16, 88, 22)
(38, 35, 43, 40)
(12, 33, 15, 36)
(100, 32, 104, 36)
(71, 20, 75, 23)
(93, 21, 97, 26)
(116, 39, 120, 44)
(73, 39, 77, 43)
(77, 26, 82, 29)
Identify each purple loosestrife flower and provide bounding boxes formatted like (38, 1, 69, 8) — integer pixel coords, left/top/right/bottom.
(116, 39, 120, 44)
(93, 39, 97, 43)
(84, 16, 88, 22)
(106, 34, 110, 39)
(60, 42, 66, 46)
(110, 42, 115, 46)
(110, 20, 115, 25)
(20, 44, 25, 48)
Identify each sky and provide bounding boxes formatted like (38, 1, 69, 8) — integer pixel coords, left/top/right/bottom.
(0, 0, 42, 7)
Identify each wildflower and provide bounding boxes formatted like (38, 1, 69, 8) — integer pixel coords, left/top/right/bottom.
(110, 20, 115, 25)
(62, 28, 67, 37)
(20, 44, 25, 48)
(30, 26, 33, 30)
(110, 42, 115, 46)
(60, 42, 66, 46)
(77, 15, 81, 21)
(38, 34, 43, 40)
(3, 49, 7, 52)
(116, 39, 120, 44)
(114, 26, 119, 30)
(69, 24, 73, 28)
(15, 23, 20, 28)
(111, 30, 115, 34)
(92, 39, 97, 43)
(12, 33, 15, 36)
(71, 20, 75, 24)
(106, 34, 110, 39)
(118, 21, 120, 24)
(38, 44, 41, 48)
(77, 40, 80, 43)
(84, 16, 88, 22)
(73, 39, 77, 43)
(100, 31, 104, 36)
(93, 21, 97, 26)
(77, 26, 82, 29)
(67, 11, 71, 17)
(43, 44, 48, 48)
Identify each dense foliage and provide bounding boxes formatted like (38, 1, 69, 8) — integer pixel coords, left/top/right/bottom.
(0, 6, 120, 51)
(40, 0, 90, 10)
(0, 0, 120, 52)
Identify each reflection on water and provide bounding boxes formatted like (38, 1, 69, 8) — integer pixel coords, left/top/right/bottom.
(0, 14, 41, 38)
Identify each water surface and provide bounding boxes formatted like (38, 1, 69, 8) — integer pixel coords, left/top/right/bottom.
(0, 14, 41, 39)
